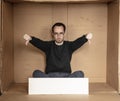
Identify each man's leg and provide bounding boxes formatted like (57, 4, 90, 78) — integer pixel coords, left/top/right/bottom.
(48, 72, 70, 77)
(69, 70, 84, 77)
(32, 70, 48, 77)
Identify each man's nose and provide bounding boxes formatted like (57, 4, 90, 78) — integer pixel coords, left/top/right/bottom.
(57, 33, 61, 36)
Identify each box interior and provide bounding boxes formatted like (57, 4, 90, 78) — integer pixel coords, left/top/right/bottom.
(14, 3, 107, 83)
(0, 0, 119, 93)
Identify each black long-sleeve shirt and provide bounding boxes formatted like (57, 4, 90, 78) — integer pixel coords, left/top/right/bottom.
(30, 35, 88, 74)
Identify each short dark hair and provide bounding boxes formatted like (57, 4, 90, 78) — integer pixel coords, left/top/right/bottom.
(52, 22, 66, 33)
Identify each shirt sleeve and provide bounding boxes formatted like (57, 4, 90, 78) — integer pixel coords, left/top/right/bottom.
(69, 35, 88, 53)
(29, 36, 51, 52)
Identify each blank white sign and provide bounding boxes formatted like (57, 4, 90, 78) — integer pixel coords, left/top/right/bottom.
(28, 78, 89, 94)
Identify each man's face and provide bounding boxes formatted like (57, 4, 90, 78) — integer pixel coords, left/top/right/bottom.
(52, 26, 65, 43)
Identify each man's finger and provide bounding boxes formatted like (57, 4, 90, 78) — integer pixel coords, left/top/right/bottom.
(25, 40, 29, 46)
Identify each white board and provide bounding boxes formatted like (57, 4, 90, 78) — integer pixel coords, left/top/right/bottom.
(28, 78, 89, 94)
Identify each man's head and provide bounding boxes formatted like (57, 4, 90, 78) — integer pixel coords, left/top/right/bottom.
(52, 22, 66, 44)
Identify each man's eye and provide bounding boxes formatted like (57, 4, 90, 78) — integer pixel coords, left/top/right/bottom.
(54, 32, 64, 35)
(54, 33, 58, 35)
(60, 32, 64, 34)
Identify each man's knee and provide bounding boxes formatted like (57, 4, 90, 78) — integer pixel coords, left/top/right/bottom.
(32, 69, 48, 77)
(32, 69, 42, 77)
(76, 70, 84, 77)
(71, 70, 84, 77)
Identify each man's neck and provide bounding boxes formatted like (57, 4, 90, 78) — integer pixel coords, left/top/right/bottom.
(55, 41, 64, 46)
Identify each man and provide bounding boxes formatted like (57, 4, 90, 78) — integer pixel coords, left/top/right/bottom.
(23, 22, 92, 78)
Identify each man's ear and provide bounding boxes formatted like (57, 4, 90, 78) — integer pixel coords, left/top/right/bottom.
(51, 32, 54, 39)
(51, 32, 54, 36)
(50, 30, 53, 35)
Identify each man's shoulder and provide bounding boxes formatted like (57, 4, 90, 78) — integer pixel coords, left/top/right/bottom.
(44, 40, 53, 43)
(63, 41, 71, 46)
(64, 40, 71, 44)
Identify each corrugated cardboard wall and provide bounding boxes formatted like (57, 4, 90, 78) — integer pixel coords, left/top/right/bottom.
(119, 0, 120, 93)
(0, 0, 2, 92)
(1, 2, 14, 91)
(14, 3, 107, 83)
(4, 0, 115, 3)
(107, 1, 119, 91)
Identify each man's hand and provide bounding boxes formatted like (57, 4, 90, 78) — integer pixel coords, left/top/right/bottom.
(86, 33, 93, 44)
(86, 33, 93, 40)
(23, 34, 32, 46)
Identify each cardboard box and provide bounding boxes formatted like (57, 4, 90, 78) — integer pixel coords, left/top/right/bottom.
(0, 0, 120, 94)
